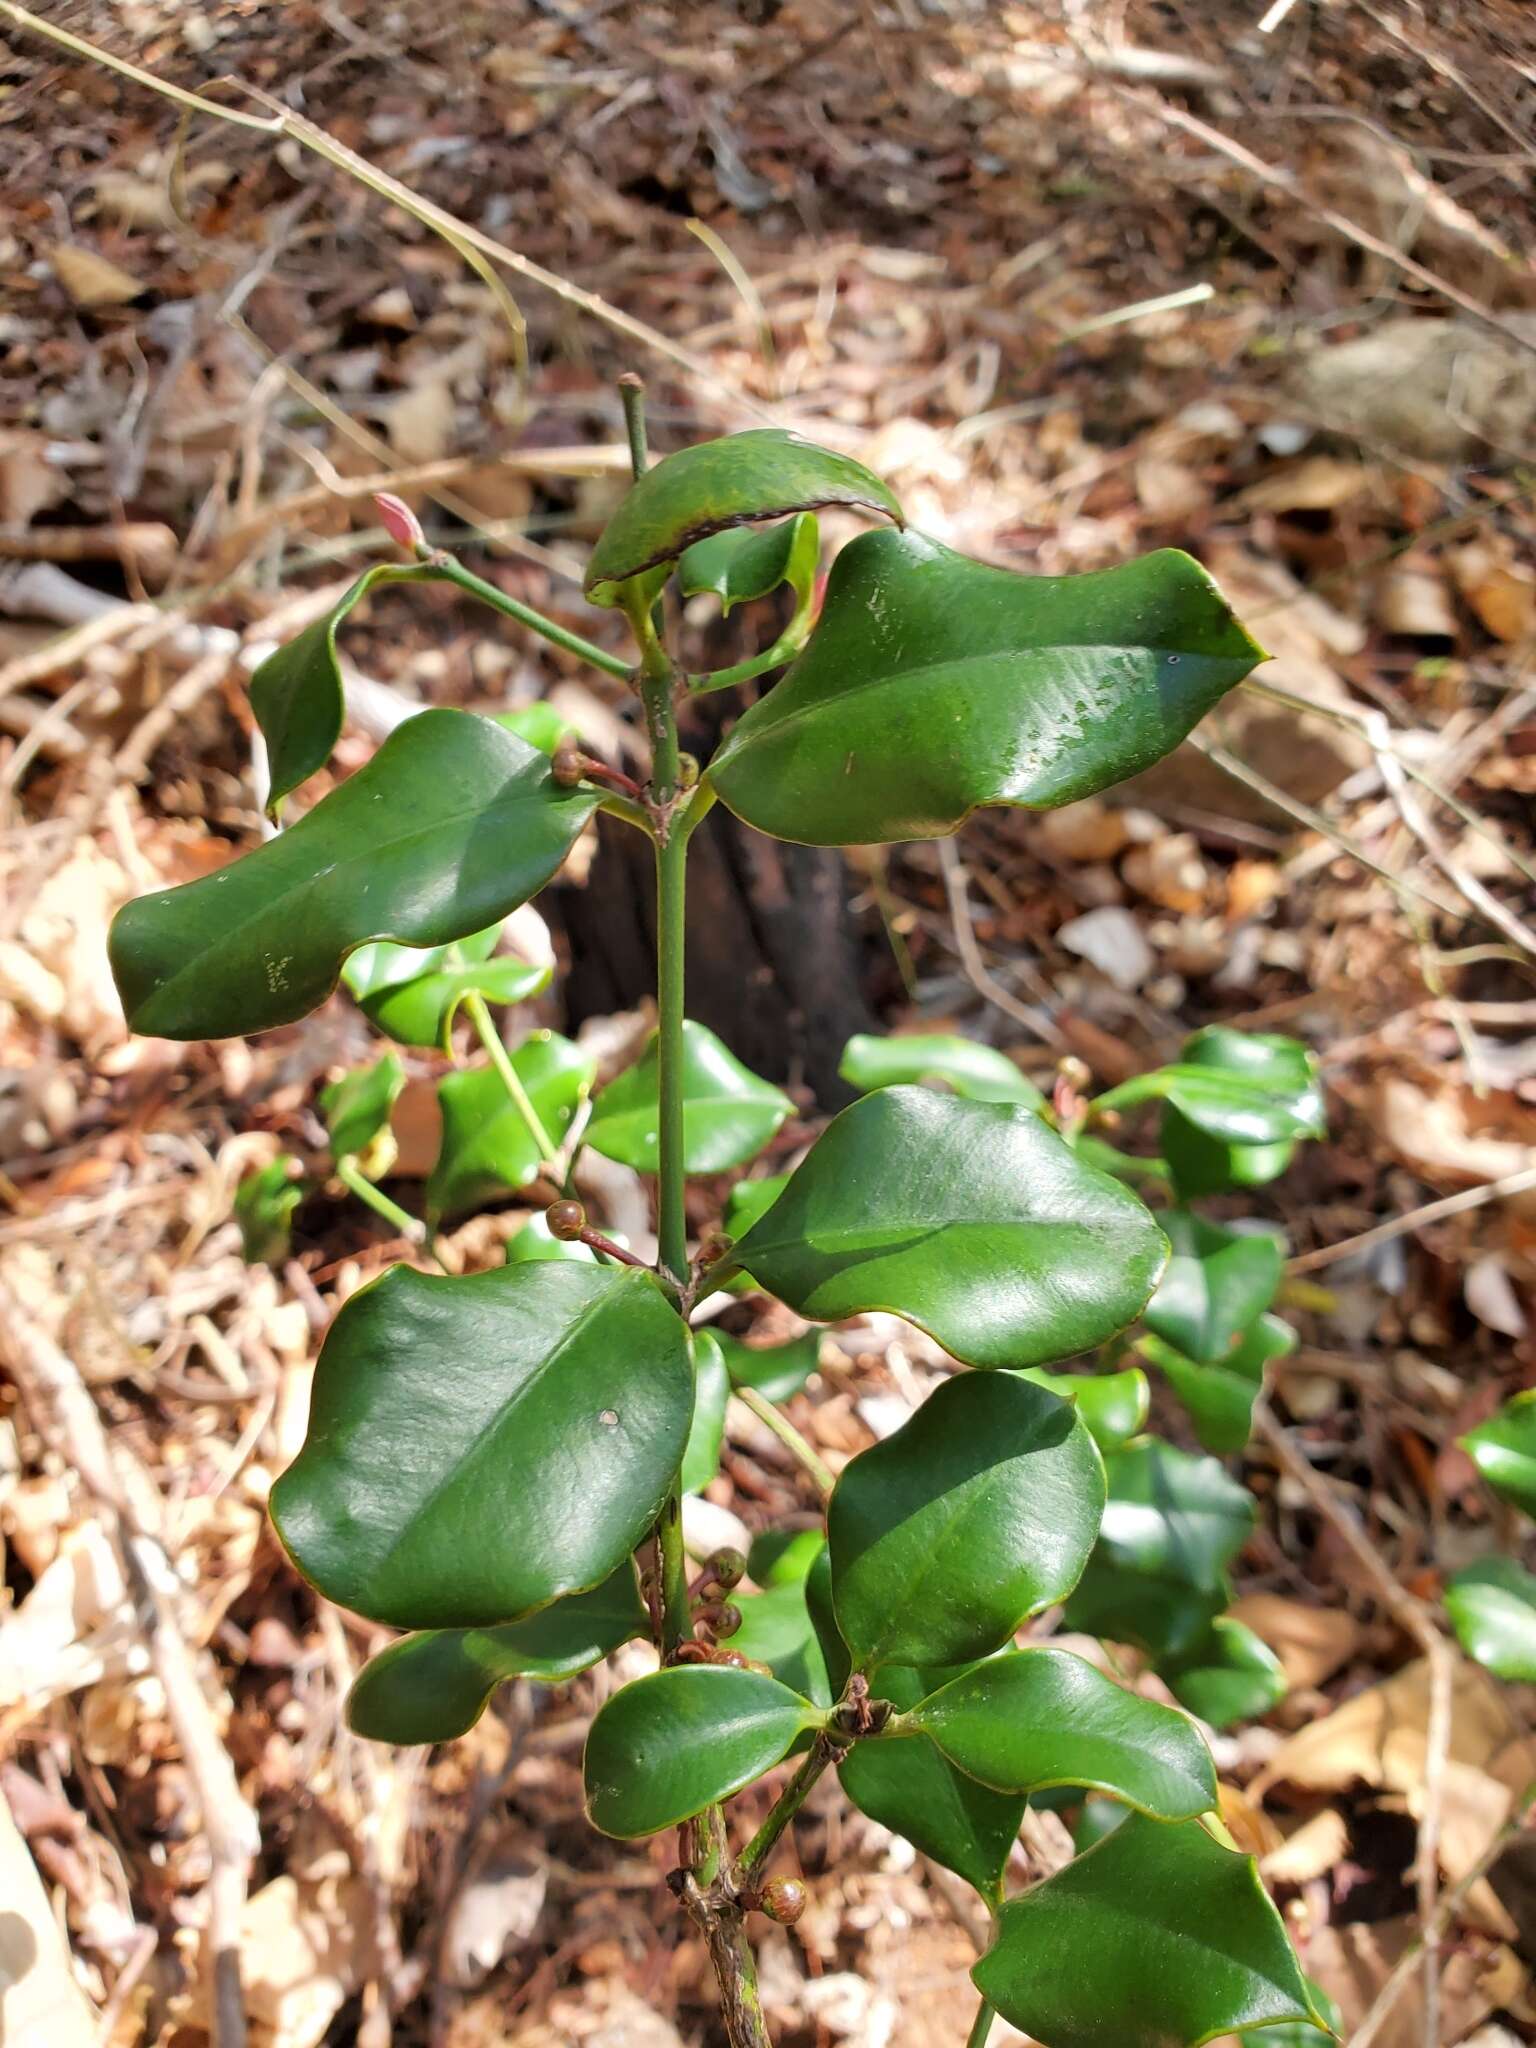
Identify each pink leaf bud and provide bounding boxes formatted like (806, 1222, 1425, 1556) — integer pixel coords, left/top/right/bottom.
(374, 492, 425, 554)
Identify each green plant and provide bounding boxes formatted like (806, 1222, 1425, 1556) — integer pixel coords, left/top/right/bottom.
(110, 394, 1333, 2047)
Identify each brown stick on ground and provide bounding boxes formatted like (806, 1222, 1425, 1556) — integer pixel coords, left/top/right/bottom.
(0, 1269, 260, 2048)
(1253, 1401, 1455, 2048)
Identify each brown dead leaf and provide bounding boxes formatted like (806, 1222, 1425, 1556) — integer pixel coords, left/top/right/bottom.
(1261, 1807, 1349, 1886)
(0, 1787, 99, 2046)
(1229, 1593, 1361, 1689)
(0, 428, 67, 527)
(1239, 456, 1376, 513)
(195, 1872, 381, 2048)
(1376, 561, 1458, 639)
(1257, 1655, 1532, 1802)
(1366, 1076, 1536, 1190)
(1451, 540, 1536, 645)
(1135, 453, 1209, 522)
(1309, 1914, 1526, 2048)
(49, 243, 147, 309)
(387, 377, 456, 464)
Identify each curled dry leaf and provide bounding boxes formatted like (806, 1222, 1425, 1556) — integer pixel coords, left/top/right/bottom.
(1227, 1593, 1362, 1691)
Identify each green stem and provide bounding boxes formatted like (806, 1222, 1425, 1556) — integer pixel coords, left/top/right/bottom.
(432, 554, 633, 681)
(618, 371, 650, 478)
(462, 991, 561, 1172)
(734, 1733, 839, 1887)
(654, 821, 690, 1286)
(735, 1386, 835, 1502)
(656, 1489, 691, 1659)
(965, 2000, 997, 2048)
(335, 1158, 434, 1254)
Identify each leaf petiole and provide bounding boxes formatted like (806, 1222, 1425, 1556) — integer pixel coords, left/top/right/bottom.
(734, 1385, 835, 1502)
(431, 553, 634, 682)
(965, 2000, 997, 2048)
(461, 990, 563, 1175)
(733, 1731, 841, 1889)
(334, 1157, 445, 1270)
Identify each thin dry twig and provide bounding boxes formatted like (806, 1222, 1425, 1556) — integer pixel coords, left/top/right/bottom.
(936, 836, 1064, 1048)
(1253, 1400, 1454, 2048)
(1120, 87, 1536, 362)
(0, 1269, 260, 2048)
(1287, 1163, 1536, 1274)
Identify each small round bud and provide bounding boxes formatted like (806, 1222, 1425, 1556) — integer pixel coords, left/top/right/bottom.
(705, 1602, 742, 1640)
(757, 1876, 807, 1926)
(1056, 1055, 1093, 1092)
(374, 492, 425, 553)
(706, 1546, 746, 1591)
(551, 737, 586, 789)
(546, 1199, 587, 1242)
(677, 751, 701, 789)
(718, 1649, 749, 1668)
(741, 1657, 774, 1678)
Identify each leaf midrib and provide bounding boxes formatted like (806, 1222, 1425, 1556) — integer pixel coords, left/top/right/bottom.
(364, 1276, 645, 1595)
(718, 640, 1229, 765)
(137, 761, 583, 1016)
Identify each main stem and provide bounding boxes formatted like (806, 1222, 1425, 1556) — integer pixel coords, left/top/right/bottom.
(623, 377, 770, 2048)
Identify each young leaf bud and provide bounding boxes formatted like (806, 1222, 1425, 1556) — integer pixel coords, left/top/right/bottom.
(374, 492, 426, 554)
(756, 1877, 807, 1926)
(551, 737, 587, 789)
(545, 1199, 587, 1241)
(706, 1546, 746, 1591)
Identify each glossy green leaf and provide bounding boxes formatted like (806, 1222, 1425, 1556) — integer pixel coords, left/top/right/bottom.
(584, 430, 900, 602)
(583, 1665, 822, 1836)
(234, 1155, 304, 1265)
(805, 1542, 852, 1700)
(1064, 1439, 1254, 1659)
(493, 703, 574, 754)
(1140, 1313, 1294, 1455)
(1073, 1794, 1130, 1854)
(748, 1528, 826, 1589)
(729, 1576, 833, 1706)
(1020, 1366, 1150, 1454)
(828, 1369, 1103, 1672)
(708, 528, 1263, 845)
(426, 1032, 595, 1220)
(1163, 1113, 1295, 1202)
(1162, 1617, 1288, 1730)
(839, 1031, 1044, 1107)
(1102, 1029, 1326, 1176)
(251, 562, 443, 817)
(505, 1213, 598, 1264)
(322, 1052, 405, 1161)
(1240, 1981, 1340, 2048)
(681, 1330, 730, 1496)
(343, 923, 552, 1050)
(841, 1662, 1024, 1903)
(727, 1087, 1168, 1368)
(973, 1813, 1318, 2048)
(586, 1020, 792, 1175)
(715, 1328, 821, 1404)
(1143, 1212, 1283, 1366)
(1461, 1391, 1536, 1518)
(723, 1174, 790, 1238)
(679, 512, 820, 614)
(346, 1563, 647, 1743)
(1444, 1557, 1536, 1681)
(905, 1647, 1216, 1819)
(270, 1262, 692, 1628)
(111, 711, 596, 1040)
